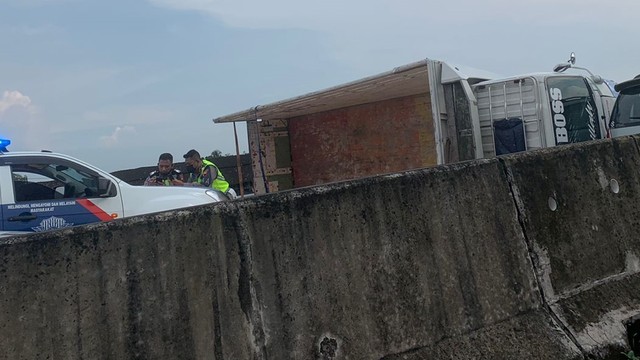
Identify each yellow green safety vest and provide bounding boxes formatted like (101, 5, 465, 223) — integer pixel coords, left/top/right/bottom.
(194, 159, 229, 193)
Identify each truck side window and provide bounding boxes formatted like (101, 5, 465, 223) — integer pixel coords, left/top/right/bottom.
(12, 170, 60, 202)
(611, 86, 640, 127)
(11, 162, 103, 202)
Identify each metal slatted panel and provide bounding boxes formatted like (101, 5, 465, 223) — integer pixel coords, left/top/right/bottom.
(475, 77, 541, 157)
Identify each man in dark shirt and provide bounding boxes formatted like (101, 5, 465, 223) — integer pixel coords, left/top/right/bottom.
(143, 153, 183, 186)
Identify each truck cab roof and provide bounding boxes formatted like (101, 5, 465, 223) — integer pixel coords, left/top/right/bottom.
(0, 150, 109, 172)
(614, 75, 640, 93)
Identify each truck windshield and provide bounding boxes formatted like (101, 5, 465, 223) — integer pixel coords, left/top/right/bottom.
(610, 86, 640, 128)
(546, 77, 600, 144)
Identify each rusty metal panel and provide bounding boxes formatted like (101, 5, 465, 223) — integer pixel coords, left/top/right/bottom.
(248, 120, 293, 194)
(289, 94, 436, 188)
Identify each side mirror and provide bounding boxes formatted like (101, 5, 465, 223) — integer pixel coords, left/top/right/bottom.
(553, 63, 571, 73)
(553, 52, 577, 72)
(98, 177, 117, 197)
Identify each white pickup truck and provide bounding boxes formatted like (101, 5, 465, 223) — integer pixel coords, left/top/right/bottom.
(0, 145, 227, 237)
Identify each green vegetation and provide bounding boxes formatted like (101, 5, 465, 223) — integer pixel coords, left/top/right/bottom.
(207, 149, 247, 161)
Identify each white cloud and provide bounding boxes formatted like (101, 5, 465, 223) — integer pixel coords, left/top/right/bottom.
(0, 90, 51, 150)
(0, 90, 32, 114)
(100, 125, 137, 148)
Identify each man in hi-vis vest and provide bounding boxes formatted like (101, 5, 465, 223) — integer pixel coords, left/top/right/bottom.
(173, 149, 237, 199)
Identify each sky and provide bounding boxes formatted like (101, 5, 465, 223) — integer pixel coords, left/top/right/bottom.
(0, 0, 638, 172)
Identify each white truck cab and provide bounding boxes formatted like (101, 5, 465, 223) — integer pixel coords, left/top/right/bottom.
(472, 71, 614, 158)
(429, 52, 616, 163)
(0, 143, 227, 237)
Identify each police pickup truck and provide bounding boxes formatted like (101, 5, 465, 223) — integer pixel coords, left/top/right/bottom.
(0, 141, 227, 237)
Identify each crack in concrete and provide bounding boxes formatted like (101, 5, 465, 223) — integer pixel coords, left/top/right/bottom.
(497, 157, 587, 357)
(234, 206, 269, 360)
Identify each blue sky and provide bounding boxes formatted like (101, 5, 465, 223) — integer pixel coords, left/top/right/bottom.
(1, 0, 637, 172)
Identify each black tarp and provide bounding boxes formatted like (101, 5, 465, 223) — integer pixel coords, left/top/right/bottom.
(493, 117, 526, 155)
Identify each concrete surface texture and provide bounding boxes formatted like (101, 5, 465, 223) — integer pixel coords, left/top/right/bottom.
(2, 136, 640, 359)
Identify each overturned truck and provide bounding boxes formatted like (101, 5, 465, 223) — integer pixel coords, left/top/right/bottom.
(214, 57, 616, 194)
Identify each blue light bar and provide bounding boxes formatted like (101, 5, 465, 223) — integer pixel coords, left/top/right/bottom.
(0, 139, 10, 151)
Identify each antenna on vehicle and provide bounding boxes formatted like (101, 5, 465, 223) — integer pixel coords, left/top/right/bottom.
(552, 52, 604, 84)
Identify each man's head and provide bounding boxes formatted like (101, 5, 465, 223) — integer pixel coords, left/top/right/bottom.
(157, 152, 174, 175)
(183, 149, 202, 170)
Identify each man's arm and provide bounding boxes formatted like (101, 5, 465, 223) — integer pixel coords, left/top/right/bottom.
(143, 173, 158, 186)
(172, 170, 184, 182)
(200, 165, 218, 188)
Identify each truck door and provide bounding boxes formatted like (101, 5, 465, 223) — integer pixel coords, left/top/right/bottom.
(2, 157, 123, 234)
(546, 76, 602, 145)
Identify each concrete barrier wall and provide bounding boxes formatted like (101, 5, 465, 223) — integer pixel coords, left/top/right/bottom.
(2, 136, 640, 359)
(502, 135, 640, 356)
